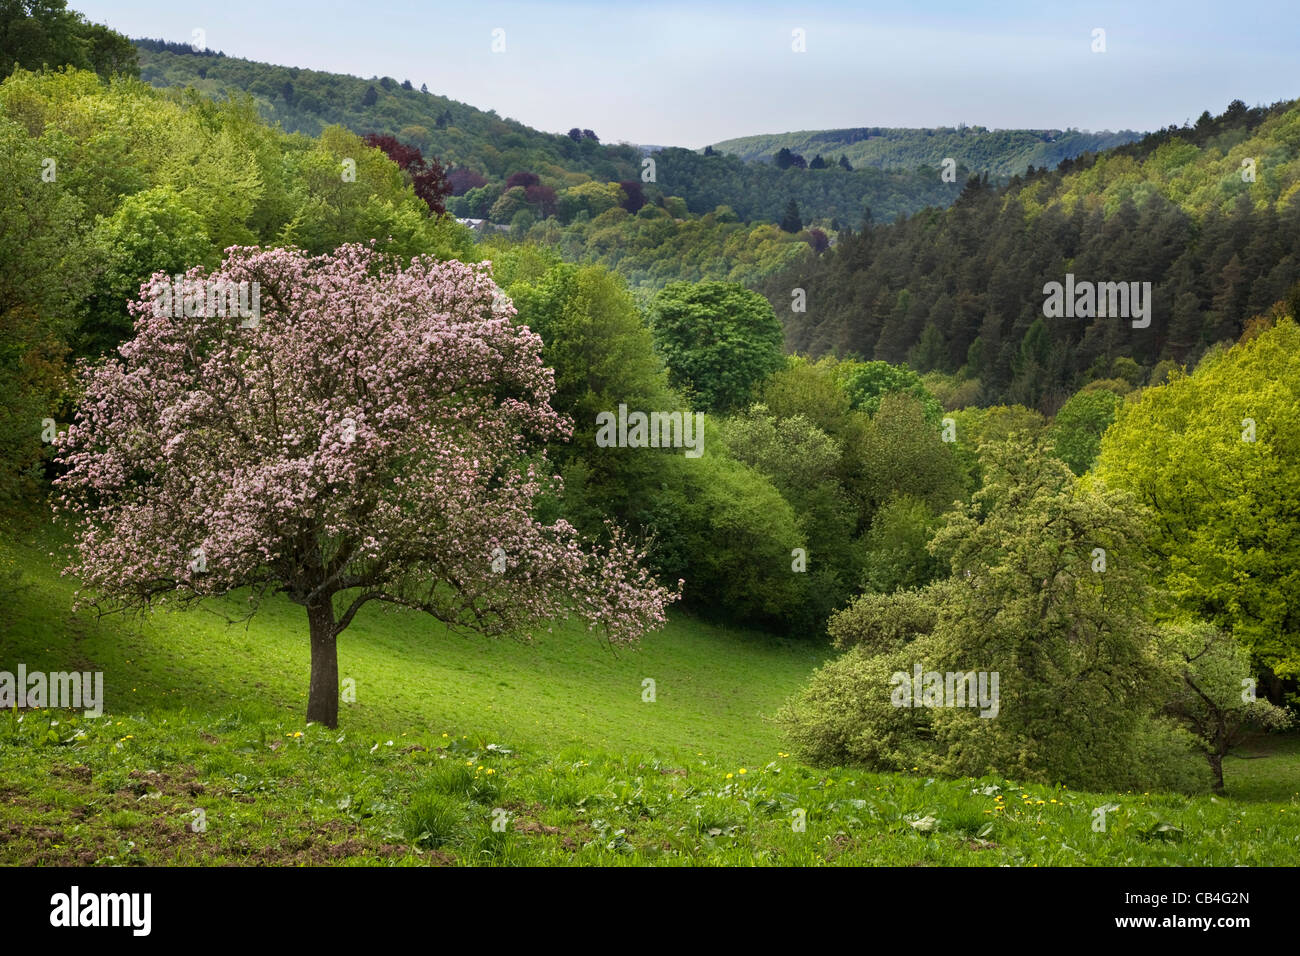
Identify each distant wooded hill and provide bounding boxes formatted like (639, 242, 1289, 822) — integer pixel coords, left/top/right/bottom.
(711, 126, 1144, 177)
(130, 42, 992, 226)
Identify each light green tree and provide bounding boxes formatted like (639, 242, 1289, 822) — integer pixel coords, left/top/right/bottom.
(1095, 319, 1300, 678)
(506, 261, 676, 529)
(83, 186, 212, 355)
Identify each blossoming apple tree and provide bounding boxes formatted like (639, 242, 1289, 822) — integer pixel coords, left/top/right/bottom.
(54, 243, 678, 727)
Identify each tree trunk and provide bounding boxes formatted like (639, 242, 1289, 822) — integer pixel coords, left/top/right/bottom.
(306, 599, 339, 728)
(1208, 750, 1225, 794)
(1264, 669, 1285, 705)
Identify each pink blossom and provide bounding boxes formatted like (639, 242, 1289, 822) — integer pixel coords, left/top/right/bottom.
(54, 243, 678, 724)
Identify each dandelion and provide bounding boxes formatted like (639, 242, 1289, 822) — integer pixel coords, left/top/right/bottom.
(725, 773, 733, 779)
(485, 768, 495, 775)
(738, 768, 747, 775)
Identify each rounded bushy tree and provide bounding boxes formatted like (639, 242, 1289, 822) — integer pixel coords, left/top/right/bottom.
(648, 281, 785, 413)
(780, 437, 1209, 792)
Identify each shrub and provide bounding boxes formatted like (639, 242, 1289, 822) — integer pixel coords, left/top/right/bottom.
(780, 436, 1217, 793)
(777, 642, 932, 771)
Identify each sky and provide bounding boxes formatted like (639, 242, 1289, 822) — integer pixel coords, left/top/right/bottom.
(76, 0, 1300, 148)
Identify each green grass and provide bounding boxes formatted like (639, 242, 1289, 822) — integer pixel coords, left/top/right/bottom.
(0, 527, 826, 765)
(1223, 733, 1300, 803)
(2, 524, 1299, 866)
(3, 711, 1298, 866)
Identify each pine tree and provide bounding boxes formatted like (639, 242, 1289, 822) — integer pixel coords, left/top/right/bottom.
(780, 200, 802, 233)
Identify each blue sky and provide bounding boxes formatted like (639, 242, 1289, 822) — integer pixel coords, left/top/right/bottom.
(77, 1, 1300, 147)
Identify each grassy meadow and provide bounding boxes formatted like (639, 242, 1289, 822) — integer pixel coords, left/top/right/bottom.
(2, 524, 1298, 866)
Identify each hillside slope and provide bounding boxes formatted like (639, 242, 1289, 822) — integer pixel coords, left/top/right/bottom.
(765, 97, 1300, 407)
(134, 40, 643, 184)
(2, 524, 1296, 867)
(0, 527, 826, 763)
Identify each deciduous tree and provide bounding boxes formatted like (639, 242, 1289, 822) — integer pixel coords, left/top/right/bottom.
(1095, 319, 1300, 679)
(649, 281, 785, 413)
(54, 244, 678, 727)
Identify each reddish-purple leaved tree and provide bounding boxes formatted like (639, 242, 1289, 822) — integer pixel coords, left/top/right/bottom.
(54, 243, 678, 727)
